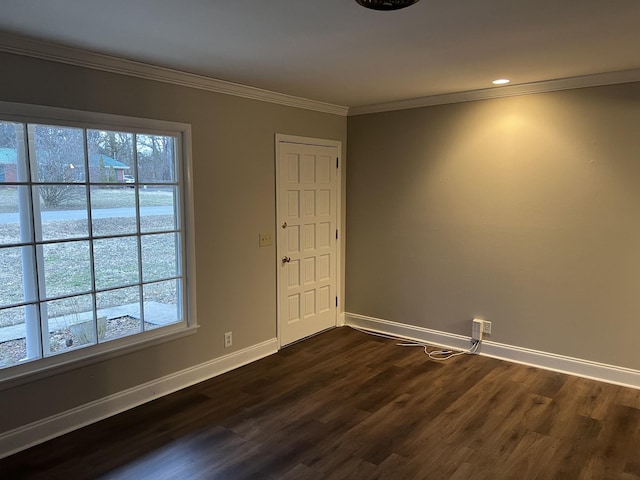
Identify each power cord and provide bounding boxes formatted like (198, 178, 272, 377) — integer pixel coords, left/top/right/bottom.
(349, 325, 480, 361)
(404, 338, 480, 361)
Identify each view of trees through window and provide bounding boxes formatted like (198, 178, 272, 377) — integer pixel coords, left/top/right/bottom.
(0, 118, 185, 370)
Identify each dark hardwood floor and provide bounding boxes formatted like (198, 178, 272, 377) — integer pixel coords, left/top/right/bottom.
(2, 327, 640, 479)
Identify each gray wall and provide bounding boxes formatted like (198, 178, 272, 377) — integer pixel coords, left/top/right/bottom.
(346, 82, 640, 370)
(0, 52, 346, 433)
(2, 47, 639, 436)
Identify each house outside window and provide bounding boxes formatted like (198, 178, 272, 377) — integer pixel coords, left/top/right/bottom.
(0, 103, 196, 381)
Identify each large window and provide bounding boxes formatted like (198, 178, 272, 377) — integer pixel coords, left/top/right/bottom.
(0, 105, 195, 379)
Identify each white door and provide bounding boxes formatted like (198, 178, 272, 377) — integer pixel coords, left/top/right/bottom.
(276, 136, 340, 346)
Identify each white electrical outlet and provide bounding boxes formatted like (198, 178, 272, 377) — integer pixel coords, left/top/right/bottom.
(472, 318, 484, 341)
(482, 320, 492, 336)
(224, 331, 232, 348)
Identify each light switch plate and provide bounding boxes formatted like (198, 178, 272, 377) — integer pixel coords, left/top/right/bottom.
(259, 233, 273, 247)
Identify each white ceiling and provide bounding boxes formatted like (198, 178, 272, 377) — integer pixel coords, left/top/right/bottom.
(1, 0, 639, 108)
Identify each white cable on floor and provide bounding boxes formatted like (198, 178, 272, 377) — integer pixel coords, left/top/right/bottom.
(349, 325, 480, 361)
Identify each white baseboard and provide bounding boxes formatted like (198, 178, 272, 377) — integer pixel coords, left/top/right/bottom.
(0, 338, 278, 459)
(345, 313, 640, 390)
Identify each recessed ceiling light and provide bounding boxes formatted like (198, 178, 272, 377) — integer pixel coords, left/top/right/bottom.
(492, 79, 510, 85)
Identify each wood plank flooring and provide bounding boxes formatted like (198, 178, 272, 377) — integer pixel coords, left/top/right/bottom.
(2, 327, 640, 479)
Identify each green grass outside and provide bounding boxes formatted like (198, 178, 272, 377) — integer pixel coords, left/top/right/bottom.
(0, 187, 180, 327)
(0, 187, 174, 212)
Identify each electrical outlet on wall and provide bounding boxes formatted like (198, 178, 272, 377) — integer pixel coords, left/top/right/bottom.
(482, 320, 492, 336)
(224, 331, 233, 348)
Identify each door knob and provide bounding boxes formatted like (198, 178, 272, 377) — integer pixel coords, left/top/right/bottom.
(281, 222, 288, 229)
(282, 256, 291, 263)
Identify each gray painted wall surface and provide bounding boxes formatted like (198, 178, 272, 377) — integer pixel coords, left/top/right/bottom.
(2, 48, 640, 437)
(346, 82, 640, 370)
(0, 52, 346, 433)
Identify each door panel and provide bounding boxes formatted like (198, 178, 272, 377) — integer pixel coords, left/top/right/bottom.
(277, 140, 338, 346)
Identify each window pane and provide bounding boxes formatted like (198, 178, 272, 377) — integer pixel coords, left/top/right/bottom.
(0, 114, 188, 373)
(0, 305, 41, 369)
(0, 121, 28, 183)
(29, 124, 85, 184)
(44, 294, 96, 355)
(143, 279, 180, 330)
(87, 130, 134, 184)
(140, 186, 178, 233)
(42, 241, 92, 298)
(0, 246, 37, 307)
(0, 186, 33, 245)
(96, 286, 142, 342)
(91, 186, 138, 237)
(93, 236, 140, 290)
(136, 134, 176, 183)
(141, 232, 179, 282)
(36, 185, 89, 241)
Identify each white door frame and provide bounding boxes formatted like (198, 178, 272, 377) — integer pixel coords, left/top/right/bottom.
(275, 134, 343, 348)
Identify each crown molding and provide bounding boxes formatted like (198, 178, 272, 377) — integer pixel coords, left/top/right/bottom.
(349, 68, 640, 116)
(3, 32, 638, 118)
(0, 32, 349, 117)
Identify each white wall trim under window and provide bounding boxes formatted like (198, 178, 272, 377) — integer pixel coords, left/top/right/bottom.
(0, 337, 278, 460)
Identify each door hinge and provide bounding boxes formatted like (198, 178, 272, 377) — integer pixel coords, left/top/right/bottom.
(336, 296, 339, 307)
(336, 229, 338, 239)
(336, 157, 339, 168)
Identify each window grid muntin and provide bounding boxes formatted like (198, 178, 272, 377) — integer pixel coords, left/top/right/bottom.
(0, 116, 187, 370)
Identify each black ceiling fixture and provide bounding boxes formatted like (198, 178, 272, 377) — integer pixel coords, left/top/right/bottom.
(355, 0, 421, 11)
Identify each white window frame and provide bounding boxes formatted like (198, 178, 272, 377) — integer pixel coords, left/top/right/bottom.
(0, 101, 198, 389)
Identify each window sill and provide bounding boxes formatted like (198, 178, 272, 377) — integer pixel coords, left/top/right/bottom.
(0, 323, 199, 391)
